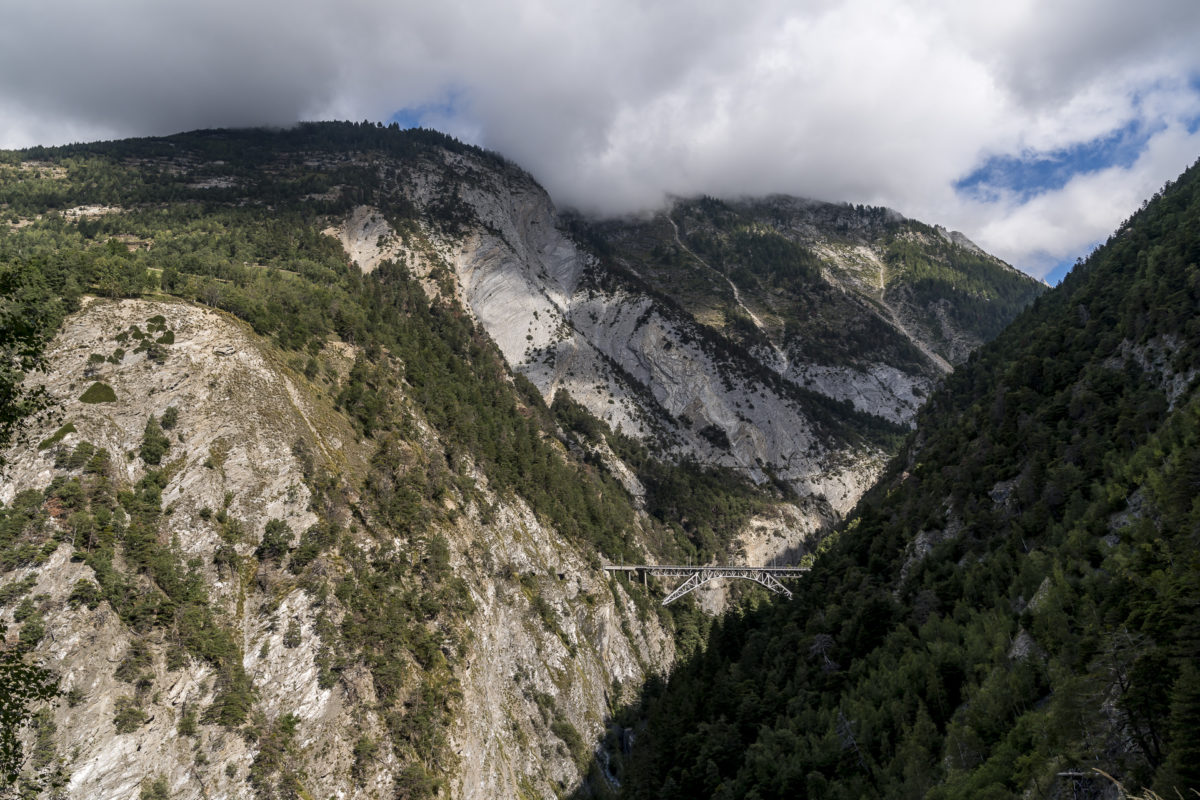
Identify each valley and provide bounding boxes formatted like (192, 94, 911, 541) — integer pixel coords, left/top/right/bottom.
(0, 122, 1049, 799)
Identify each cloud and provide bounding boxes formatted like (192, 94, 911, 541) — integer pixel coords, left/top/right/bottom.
(2, 0, 1199, 279)
(963, 118, 1200, 277)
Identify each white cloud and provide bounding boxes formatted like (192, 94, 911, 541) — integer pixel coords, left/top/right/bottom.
(963, 121, 1200, 276)
(2, 0, 1198, 279)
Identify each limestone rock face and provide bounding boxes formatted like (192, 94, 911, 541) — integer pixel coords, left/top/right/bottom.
(449, 502, 670, 800)
(0, 297, 670, 800)
(315, 147, 1037, 571)
(320, 154, 939, 561)
(323, 205, 405, 274)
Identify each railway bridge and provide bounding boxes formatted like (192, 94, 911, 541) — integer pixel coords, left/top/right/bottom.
(604, 564, 809, 605)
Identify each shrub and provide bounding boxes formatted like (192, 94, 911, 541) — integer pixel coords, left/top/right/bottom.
(84, 447, 111, 475)
(57, 440, 95, 470)
(202, 666, 254, 727)
(140, 775, 169, 800)
(12, 598, 37, 623)
(140, 416, 170, 465)
(0, 575, 36, 605)
(79, 382, 117, 403)
(257, 519, 292, 561)
(16, 611, 45, 650)
(283, 620, 301, 649)
(37, 423, 76, 450)
(67, 579, 102, 609)
(113, 697, 147, 733)
(114, 641, 152, 684)
(551, 716, 588, 765)
(352, 735, 378, 782)
(177, 705, 197, 737)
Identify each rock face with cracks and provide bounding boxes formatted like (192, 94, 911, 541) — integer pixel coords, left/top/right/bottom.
(0, 297, 671, 800)
(325, 149, 1035, 565)
(0, 129, 1042, 800)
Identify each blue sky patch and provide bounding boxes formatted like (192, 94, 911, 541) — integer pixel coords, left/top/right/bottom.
(1044, 256, 1081, 286)
(1188, 78, 1200, 133)
(389, 91, 466, 130)
(1042, 238, 1105, 286)
(955, 119, 1151, 203)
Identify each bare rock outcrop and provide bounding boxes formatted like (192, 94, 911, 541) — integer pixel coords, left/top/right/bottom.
(1, 297, 671, 800)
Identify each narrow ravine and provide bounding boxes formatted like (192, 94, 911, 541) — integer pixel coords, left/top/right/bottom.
(666, 211, 790, 370)
(876, 259, 953, 373)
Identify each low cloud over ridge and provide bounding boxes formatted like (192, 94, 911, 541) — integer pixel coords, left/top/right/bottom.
(3, 0, 1199, 279)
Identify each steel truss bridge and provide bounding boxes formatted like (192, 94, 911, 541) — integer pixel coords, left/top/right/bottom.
(604, 564, 810, 605)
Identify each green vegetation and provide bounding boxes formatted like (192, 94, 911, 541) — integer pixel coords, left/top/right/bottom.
(113, 696, 147, 734)
(0, 574, 37, 606)
(883, 221, 1042, 345)
(605, 160, 1200, 799)
(256, 519, 291, 562)
(78, 381, 116, 403)
(114, 640, 152, 684)
(54, 439, 96, 470)
(0, 650, 60, 789)
(67, 578, 102, 609)
(0, 122, 725, 795)
(594, 196, 1041, 377)
(248, 713, 305, 799)
(36, 422, 75, 450)
(0, 120, 1044, 797)
(139, 775, 170, 800)
(139, 414, 171, 465)
(0, 459, 254, 726)
(0, 261, 77, 465)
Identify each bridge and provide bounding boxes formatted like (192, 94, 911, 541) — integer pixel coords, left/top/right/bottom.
(604, 564, 810, 605)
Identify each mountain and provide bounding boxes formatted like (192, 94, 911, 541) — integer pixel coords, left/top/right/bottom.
(314, 129, 1041, 556)
(608, 158, 1200, 798)
(0, 122, 1038, 799)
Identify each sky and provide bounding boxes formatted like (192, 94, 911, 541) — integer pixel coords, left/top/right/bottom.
(2, 1, 1199, 283)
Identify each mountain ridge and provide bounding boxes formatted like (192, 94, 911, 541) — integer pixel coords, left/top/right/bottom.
(0, 121, 1044, 798)
(606, 155, 1200, 799)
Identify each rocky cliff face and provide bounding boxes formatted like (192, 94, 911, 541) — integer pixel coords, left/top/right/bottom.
(325, 148, 1039, 559)
(0, 124, 1042, 799)
(0, 297, 671, 800)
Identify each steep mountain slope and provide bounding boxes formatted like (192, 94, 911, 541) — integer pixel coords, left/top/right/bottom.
(0, 122, 1040, 798)
(0, 126, 691, 799)
(318, 134, 1041, 554)
(609, 160, 1200, 798)
(0, 297, 671, 799)
(592, 195, 1037, 403)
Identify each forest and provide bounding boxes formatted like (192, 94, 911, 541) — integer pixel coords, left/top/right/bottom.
(1, 120, 1173, 798)
(595, 159, 1200, 798)
(0, 122, 774, 796)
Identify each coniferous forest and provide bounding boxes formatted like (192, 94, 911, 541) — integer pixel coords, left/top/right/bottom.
(0, 121, 1196, 798)
(597, 160, 1200, 798)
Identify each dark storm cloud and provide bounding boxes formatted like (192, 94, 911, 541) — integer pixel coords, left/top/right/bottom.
(3, 0, 1199, 278)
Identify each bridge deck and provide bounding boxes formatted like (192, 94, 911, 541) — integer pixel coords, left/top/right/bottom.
(603, 564, 810, 604)
(603, 565, 809, 573)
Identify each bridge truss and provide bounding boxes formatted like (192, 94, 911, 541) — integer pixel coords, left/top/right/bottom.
(604, 564, 810, 605)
